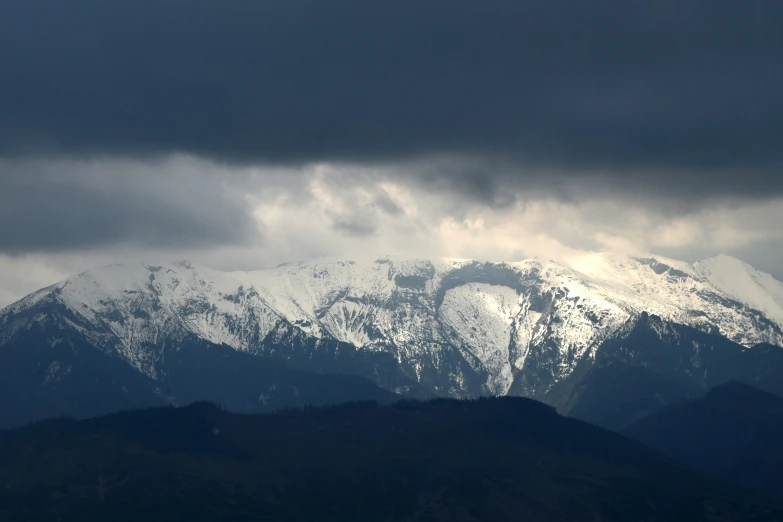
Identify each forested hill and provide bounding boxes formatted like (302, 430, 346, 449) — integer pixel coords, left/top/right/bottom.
(0, 397, 779, 522)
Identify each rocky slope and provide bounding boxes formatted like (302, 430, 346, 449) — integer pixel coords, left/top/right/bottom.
(550, 313, 783, 430)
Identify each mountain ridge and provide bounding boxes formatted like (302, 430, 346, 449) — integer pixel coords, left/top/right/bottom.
(2, 252, 782, 407)
(550, 311, 783, 430)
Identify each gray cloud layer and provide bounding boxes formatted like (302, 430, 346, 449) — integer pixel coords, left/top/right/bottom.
(0, 158, 259, 253)
(1, 0, 782, 196)
(2, 0, 783, 283)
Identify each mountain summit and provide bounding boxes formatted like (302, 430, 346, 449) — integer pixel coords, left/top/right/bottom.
(693, 254, 783, 325)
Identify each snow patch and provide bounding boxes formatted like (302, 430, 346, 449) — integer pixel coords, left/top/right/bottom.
(440, 283, 520, 394)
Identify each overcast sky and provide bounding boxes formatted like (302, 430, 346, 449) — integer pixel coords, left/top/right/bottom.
(1, 0, 782, 307)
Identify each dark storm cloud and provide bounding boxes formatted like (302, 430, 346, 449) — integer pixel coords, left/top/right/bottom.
(1, 0, 782, 195)
(0, 160, 259, 253)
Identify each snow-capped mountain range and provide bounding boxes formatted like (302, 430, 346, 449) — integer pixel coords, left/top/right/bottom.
(2, 253, 782, 402)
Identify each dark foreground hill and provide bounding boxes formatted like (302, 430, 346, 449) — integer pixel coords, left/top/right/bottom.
(0, 397, 780, 522)
(625, 381, 783, 502)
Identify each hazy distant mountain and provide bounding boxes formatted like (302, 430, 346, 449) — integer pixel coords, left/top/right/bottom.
(1, 253, 783, 426)
(0, 397, 779, 522)
(0, 296, 401, 429)
(625, 382, 783, 501)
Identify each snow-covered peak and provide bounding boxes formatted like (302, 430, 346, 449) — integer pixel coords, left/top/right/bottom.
(3, 253, 783, 397)
(566, 252, 698, 287)
(55, 262, 242, 315)
(694, 254, 783, 325)
(6, 253, 783, 345)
